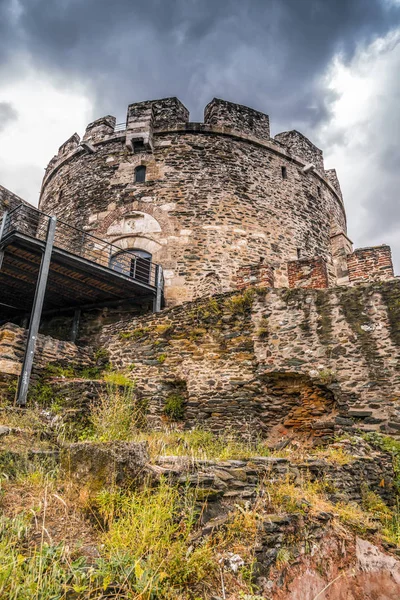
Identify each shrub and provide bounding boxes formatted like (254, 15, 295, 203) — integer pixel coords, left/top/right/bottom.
(224, 288, 255, 316)
(101, 481, 215, 595)
(163, 393, 185, 421)
(89, 385, 138, 441)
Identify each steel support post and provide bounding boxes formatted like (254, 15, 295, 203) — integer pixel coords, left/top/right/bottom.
(153, 265, 163, 313)
(70, 308, 81, 343)
(16, 216, 56, 406)
(0, 210, 8, 270)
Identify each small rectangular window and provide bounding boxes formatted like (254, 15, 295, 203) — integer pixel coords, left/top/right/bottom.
(281, 166, 287, 179)
(133, 140, 145, 153)
(317, 186, 321, 197)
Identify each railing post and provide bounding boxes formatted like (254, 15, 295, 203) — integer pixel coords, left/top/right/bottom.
(16, 216, 56, 406)
(0, 210, 8, 270)
(70, 308, 81, 343)
(153, 266, 163, 313)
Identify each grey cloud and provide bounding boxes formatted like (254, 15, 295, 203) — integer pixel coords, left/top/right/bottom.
(0, 102, 18, 131)
(1, 0, 399, 128)
(1, 0, 400, 267)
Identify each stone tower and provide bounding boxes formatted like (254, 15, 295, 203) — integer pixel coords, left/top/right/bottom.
(39, 97, 393, 305)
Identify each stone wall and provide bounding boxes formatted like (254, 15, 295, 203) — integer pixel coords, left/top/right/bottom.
(38, 97, 347, 305)
(347, 245, 394, 283)
(0, 184, 30, 218)
(287, 256, 329, 289)
(0, 322, 94, 384)
(234, 261, 274, 290)
(154, 442, 395, 505)
(99, 280, 400, 438)
(275, 130, 325, 173)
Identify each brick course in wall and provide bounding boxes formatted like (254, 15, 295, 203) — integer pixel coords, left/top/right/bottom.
(234, 262, 274, 290)
(347, 245, 394, 283)
(287, 256, 329, 289)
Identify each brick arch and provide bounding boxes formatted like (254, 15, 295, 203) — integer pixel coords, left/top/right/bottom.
(95, 202, 175, 238)
(109, 235, 162, 257)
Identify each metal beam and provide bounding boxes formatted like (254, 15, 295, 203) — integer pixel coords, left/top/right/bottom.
(70, 308, 81, 343)
(0, 210, 8, 269)
(16, 216, 56, 406)
(153, 266, 163, 313)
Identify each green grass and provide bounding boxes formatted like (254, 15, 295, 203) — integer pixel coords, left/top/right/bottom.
(163, 393, 185, 421)
(137, 429, 270, 461)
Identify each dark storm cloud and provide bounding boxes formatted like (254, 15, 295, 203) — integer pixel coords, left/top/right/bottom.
(1, 0, 400, 268)
(2, 0, 400, 127)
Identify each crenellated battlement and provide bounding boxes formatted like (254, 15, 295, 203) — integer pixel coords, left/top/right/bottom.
(35, 95, 395, 305)
(204, 97, 270, 141)
(275, 130, 324, 173)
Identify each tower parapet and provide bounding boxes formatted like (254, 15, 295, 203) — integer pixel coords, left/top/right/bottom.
(204, 98, 270, 141)
(83, 116, 116, 144)
(275, 130, 324, 173)
(37, 96, 394, 305)
(126, 97, 189, 152)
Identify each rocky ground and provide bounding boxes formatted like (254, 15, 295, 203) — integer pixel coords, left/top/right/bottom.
(1, 396, 400, 599)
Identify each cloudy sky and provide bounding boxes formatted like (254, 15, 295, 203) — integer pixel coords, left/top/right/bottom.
(1, 0, 400, 269)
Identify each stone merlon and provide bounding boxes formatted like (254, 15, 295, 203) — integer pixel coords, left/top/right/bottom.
(204, 97, 270, 141)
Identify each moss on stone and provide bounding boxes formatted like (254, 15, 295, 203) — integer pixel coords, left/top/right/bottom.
(315, 291, 333, 345)
(337, 287, 382, 375)
(379, 282, 400, 347)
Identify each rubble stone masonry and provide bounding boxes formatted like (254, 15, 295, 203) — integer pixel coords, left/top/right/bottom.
(99, 280, 400, 439)
(38, 97, 350, 305)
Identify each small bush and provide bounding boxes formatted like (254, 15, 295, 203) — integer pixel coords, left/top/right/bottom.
(103, 371, 134, 387)
(163, 393, 185, 421)
(225, 288, 255, 316)
(89, 386, 138, 441)
(94, 347, 111, 366)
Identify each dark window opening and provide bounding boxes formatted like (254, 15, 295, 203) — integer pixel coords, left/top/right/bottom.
(297, 248, 301, 259)
(317, 186, 321, 197)
(281, 166, 287, 179)
(110, 249, 152, 284)
(134, 165, 146, 183)
(133, 140, 145, 153)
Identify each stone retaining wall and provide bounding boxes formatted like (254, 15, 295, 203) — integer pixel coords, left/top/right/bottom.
(100, 280, 400, 438)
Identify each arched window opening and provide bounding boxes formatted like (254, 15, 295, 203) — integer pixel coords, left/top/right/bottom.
(110, 249, 152, 283)
(134, 165, 146, 183)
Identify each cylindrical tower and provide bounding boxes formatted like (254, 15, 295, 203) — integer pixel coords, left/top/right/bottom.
(39, 97, 350, 305)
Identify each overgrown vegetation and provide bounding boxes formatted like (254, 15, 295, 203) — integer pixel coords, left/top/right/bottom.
(137, 429, 270, 461)
(163, 393, 185, 421)
(224, 288, 255, 317)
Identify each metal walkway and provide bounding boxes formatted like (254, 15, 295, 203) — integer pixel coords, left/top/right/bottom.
(0, 203, 164, 405)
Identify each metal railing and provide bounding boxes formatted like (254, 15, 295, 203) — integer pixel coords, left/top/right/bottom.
(114, 122, 126, 132)
(0, 204, 162, 289)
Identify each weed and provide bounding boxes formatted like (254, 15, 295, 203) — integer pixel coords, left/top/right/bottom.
(311, 446, 354, 466)
(163, 393, 185, 421)
(276, 546, 292, 567)
(316, 368, 337, 384)
(224, 289, 255, 316)
(157, 353, 167, 364)
(89, 385, 140, 442)
(102, 481, 215, 595)
(136, 429, 270, 461)
(103, 371, 134, 387)
(119, 327, 150, 341)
